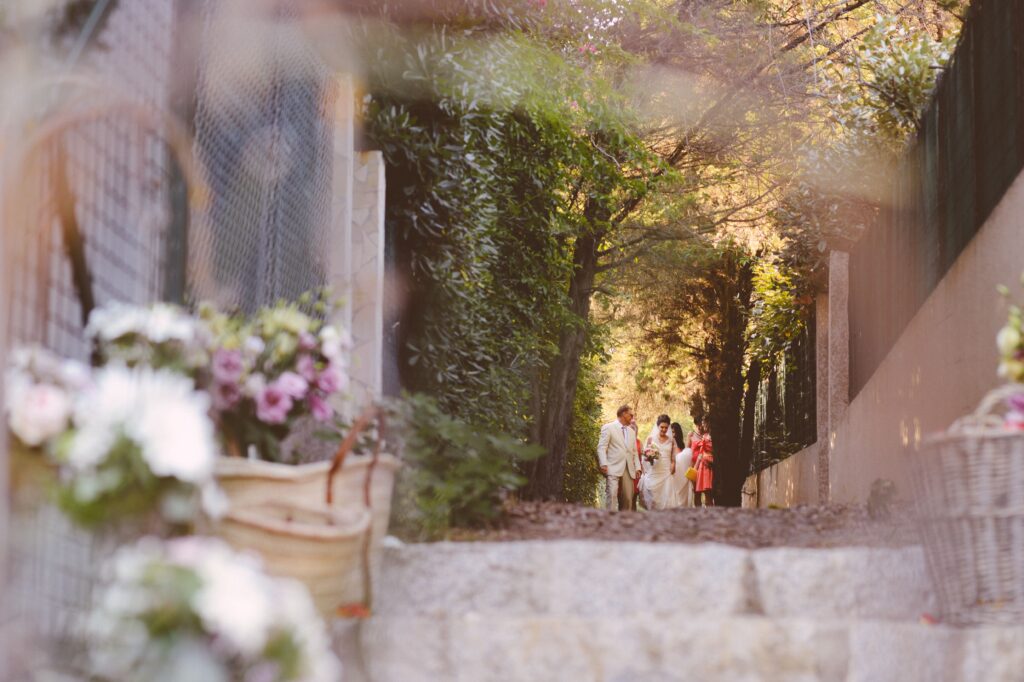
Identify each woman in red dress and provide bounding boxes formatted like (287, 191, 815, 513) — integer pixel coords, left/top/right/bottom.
(689, 421, 714, 507)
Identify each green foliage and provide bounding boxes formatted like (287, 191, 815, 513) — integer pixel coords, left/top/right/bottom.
(747, 259, 807, 363)
(562, 355, 603, 506)
(829, 14, 955, 149)
(53, 433, 194, 530)
(385, 394, 544, 540)
(360, 14, 658, 477)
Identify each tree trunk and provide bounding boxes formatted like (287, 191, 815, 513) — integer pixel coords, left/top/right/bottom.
(707, 253, 755, 507)
(523, 229, 601, 500)
(739, 355, 762, 476)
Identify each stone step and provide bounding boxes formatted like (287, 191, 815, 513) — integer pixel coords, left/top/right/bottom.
(354, 615, 1024, 682)
(374, 540, 937, 622)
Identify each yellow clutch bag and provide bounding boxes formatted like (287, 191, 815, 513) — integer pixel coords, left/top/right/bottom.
(685, 467, 698, 482)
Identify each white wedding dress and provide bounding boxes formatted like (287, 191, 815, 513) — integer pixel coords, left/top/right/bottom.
(639, 435, 683, 510)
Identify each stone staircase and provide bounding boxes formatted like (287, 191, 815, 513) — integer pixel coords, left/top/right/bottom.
(337, 541, 1024, 681)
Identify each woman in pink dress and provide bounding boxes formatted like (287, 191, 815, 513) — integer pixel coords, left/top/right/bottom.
(690, 421, 714, 507)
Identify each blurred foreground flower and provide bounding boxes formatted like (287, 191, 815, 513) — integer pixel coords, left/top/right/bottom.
(85, 536, 342, 682)
(5, 349, 226, 528)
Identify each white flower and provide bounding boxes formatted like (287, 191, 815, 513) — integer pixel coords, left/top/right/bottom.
(86, 303, 148, 341)
(319, 325, 350, 361)
(7, 380, 72, 447)
(200, 482, 229, 519)
(66, 366, 217, 495)
(275, 579, 342, 682)
(190, 546, 274, 656)
(128, 381, 214, 484)
(997, 325, 1021, 357)
(145, 304, 197, 344)
(243, 335, 266, 357)
(244, 372, 267, 398)
(59, 359, 91, 390)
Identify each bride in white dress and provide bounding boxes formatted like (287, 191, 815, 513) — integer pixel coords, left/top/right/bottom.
(639, 415, 683, 510)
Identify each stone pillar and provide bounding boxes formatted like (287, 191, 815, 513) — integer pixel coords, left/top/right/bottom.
(348, 151, 386, 402)
(815, 292, 830, 503)
(328, 75, 355, 363)
(826, 250, 850, 502)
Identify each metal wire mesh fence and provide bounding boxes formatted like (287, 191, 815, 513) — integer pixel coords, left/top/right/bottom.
(2, 0, 340, 673)
(189, 0, 336, 312)
(3, 2, 179, 672)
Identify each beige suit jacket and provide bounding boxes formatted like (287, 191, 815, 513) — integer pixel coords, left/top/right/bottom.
(597, 420, 640, 479)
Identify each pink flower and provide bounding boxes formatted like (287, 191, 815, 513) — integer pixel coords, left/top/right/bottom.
(308, 393, 334, 421)
(212, 349, 245, 384)
(272, 371, 308, 399)
(296, 354, 317, 382)
(316, 365, 346, 395)
(298, 331, 317, 351)
(212, 381, 242, 410)
(255, 386, 293, 424)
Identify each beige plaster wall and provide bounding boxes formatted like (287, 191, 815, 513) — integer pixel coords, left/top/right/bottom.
(742, 444, 820, 508)
(827, 171, 1024, 504)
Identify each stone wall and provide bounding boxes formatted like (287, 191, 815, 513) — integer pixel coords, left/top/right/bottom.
(828, 169, 1024, 502)
(327, 77, 387, 408)
(756, 169, 1024, 505)
(742, 443, 820, 508)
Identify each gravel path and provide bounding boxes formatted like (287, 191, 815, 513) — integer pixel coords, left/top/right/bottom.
(451, 501, 921, 549)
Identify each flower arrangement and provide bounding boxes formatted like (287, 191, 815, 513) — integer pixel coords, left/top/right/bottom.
(998, 280, 1024, 430)
(85, 536, 341, 682)
(5, 348, 226, 528)
(201, 296, 352, 463)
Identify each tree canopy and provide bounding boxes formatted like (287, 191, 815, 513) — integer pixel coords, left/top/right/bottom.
(354, 0, 967, 505)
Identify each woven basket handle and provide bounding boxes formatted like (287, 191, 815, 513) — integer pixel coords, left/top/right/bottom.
(949, 384, 1024, 434)
(326, 405, 378, 506)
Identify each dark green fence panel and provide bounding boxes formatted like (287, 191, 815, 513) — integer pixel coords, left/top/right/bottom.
(849, 0, 1024, 398)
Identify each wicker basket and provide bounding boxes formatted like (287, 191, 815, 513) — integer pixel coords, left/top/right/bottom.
(910, 386, 1024, 626)
(217, 501, 371, 618)
(214, 452, 400, 548)
(214, 408, 391, 618)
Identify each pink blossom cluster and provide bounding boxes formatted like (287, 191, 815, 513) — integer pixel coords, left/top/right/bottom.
(208, 325, 350, 429)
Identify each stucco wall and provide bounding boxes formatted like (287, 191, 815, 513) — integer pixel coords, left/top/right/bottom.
(742, 444, 820, 508)
(828, 170, 1024, 503)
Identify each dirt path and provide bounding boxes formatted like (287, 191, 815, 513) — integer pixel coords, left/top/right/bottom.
(451, 501, 920, 549)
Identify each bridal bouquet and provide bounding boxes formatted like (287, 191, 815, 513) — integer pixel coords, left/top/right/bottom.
(5, 348, 225, 528)
(201, 296, 352, 462)
(85, 536, 341, 682)
(643, 443, 660, 465)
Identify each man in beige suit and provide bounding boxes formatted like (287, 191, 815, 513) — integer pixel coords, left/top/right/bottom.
(597, 404, 641, 511)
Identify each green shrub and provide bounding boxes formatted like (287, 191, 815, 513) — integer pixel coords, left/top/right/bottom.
(562, 357, 603, 506)
(385, 394, 543, 540)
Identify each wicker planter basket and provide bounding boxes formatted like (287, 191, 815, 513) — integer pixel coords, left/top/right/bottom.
(214, 452, 400, 548)
(213, 408, 393, 617)
(217, 501, 371, 618)
(910, 387, 1024, 626)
